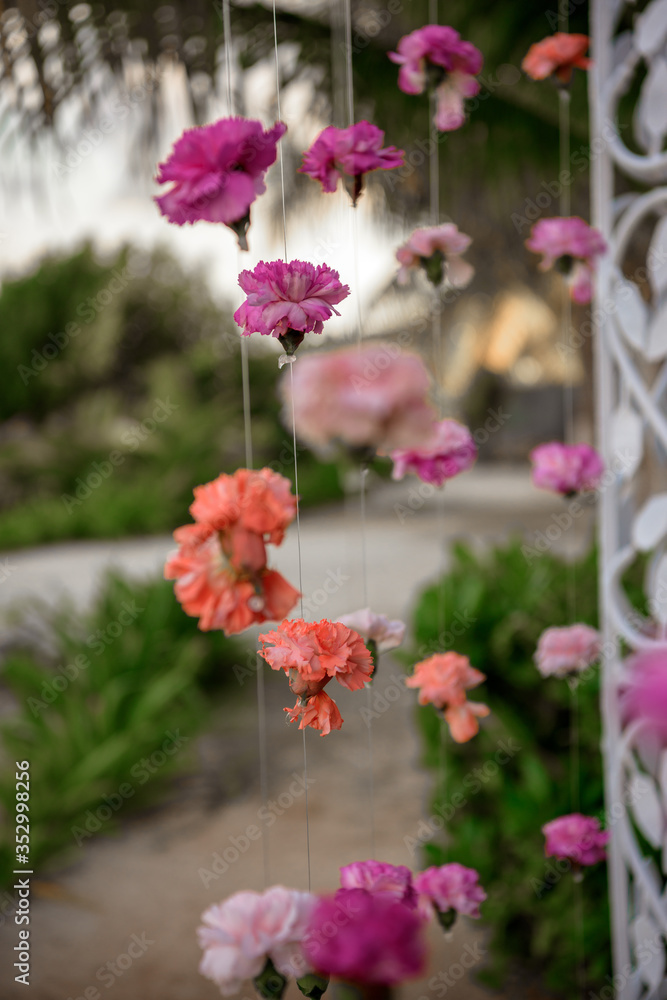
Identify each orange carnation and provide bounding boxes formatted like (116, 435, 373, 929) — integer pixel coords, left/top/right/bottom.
(522, 33, 590, 84)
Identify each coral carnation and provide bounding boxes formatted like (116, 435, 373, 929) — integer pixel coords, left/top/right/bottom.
(303, 889, 427, 985)
(396, 223, 474, 288)
(522, 33, 591, 84)
(285, 689, 344, 737)
(543, 814, 609, 867)
(299, 121, 405, 204)
(258, 618, 374, 692)
(155, 117, 286, 248)
(526, 217, 606, 304)
(535, 624, 601, 678)
(390, 419, 477, 487)
(190, 468, 297, 548)
(198, 886, 316, 994)
(415, 864, 486, 919)
(406, 652, 489, 742)
(530, 441, 604, 496)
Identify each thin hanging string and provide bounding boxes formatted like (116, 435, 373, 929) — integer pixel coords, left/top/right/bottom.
(222, 0, 233, 114)
(272, 0, 288, 262)
(343, 0, 354, 126)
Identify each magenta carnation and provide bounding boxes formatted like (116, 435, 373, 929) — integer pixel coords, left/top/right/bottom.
(389, 26, 483, 132)
(543, 814, 609, 867)
(415, 864, 486, 919)
(303, 889, 426, 985)
(525, 217, 607, 304)
(233, 260, 350, 349)
(281, 343, 437, 453)
(390, 418, 477, 487)
(155, 117, 286, 249)
(299, 121, 405, 204)
(339, 860, 417, 909)
(621, 646, 667, 748)
(535, 624, 601, 678)
(530, 441, 604, 496)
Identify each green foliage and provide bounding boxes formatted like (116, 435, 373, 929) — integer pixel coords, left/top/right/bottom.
(0, 573, 248, 888)
(410, 539, 609, 997)
(0, 245, 343, 549)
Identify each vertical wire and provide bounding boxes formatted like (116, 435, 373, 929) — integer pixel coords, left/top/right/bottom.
(303, 728, 312, 891)
(343, 0, 354, 126)
(222, 0, 233, 115)
(272, 0, 288, 263)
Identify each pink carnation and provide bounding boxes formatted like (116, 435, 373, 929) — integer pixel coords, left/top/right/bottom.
(303, 889, 427, 985)
(522, 33, 591, 84)
(340, 860, 417, 908)
(415, 864, 486, 919)
(396, 223, 474, 288)
(390, 419, 477, 487)
(389, 26, 483, 132)
(155, 117, 286, 248)
(234, 260, 350, 350)
(543, 814, 609, 867)
(620, 646, 667, 748)
(282, 343, 437, 454)
(530, 441, 604, 496)
(406, 652, 490, 743)
(336, 608, 406, 653)
(525, 217, 606, 304)
(198, 886, 316, 994)
(299, 121, 405, 204)
(535, 624, 601, 678)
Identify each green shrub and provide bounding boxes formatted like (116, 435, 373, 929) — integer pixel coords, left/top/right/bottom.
(0, 573, 248, 888)
(410, 539, 609, 997)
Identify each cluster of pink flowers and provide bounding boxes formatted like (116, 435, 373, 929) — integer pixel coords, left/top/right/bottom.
(155, 118, 286, 249)
(390, 418, 478, 487)
(258, 618, 374, 735)
(389, 25, 483, 132)
(234, 260, 350, 353)
(164, 469, 300, 636)
(406, 652, 490, 743)
(300, 121, 405, 204)
(543, 814, 609, 868)
(396, 223, 474, 288)
(535, 624, 601, 679)
(525, 216, 607, 304)
(282, 342, 437, 455)
(522, 33, 591, 85)
(530, 441, 604, 496)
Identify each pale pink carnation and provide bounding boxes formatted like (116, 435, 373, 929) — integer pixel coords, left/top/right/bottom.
(299, 121, 405, 203)
(535, 624, 601, 678)
(155, 118, 286, 247)
(530, 441, 604, 496)
(198, 886, 316, 995)
(390, 419, 477, 487)
(340, 860, 417, 908)
(621, 646, 667, 748)
(282, 343, 436, 453)
(389, 26, 483, 132)
(415, 864, 486, 919)
(543, 814, 609, 867)
(396, 223, 474, 287)
(336, 608, 406, 653)
(525, 217, 606, 304)
(234, 260, 350, 342)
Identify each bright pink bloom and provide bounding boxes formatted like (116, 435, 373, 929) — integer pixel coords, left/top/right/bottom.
(530, 441, 604, 496)
(522, 34, 591, 84)
(234, 260, 350, 346)
(396, 223, 474, 288)
(543, 814, 609, 867)
(415, 864, 486, 919)
(390, 419, 477, 487)
(535, 624, 601, 678)
(621, 646, 667, 748)
(285, 689, 344, 737)
(525, 217, 606, 304)
(155, 117, 286, 247)
(198, 886, 316, 994)
(406, 652, 489, 742)
(336, 609, 406, 653)
(303, 889, 427, 984)
(282, 343, 436, 453)
(340, 860, 417, 909)
(164, 524, 300, 635)
(299, 121, 405, 203)
(389, 26, 483, 132)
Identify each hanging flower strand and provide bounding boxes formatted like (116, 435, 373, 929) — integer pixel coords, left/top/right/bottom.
(389, 26, 483, 132)
(389, 419, 477, 488)
(234, 260, 350, 357)
(522, 33, 591, 86)
(396, 223, 474, 288)
(525, 216, 606, 304)
(299, 121, 405, 205)
(155, 117, 286, 250)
